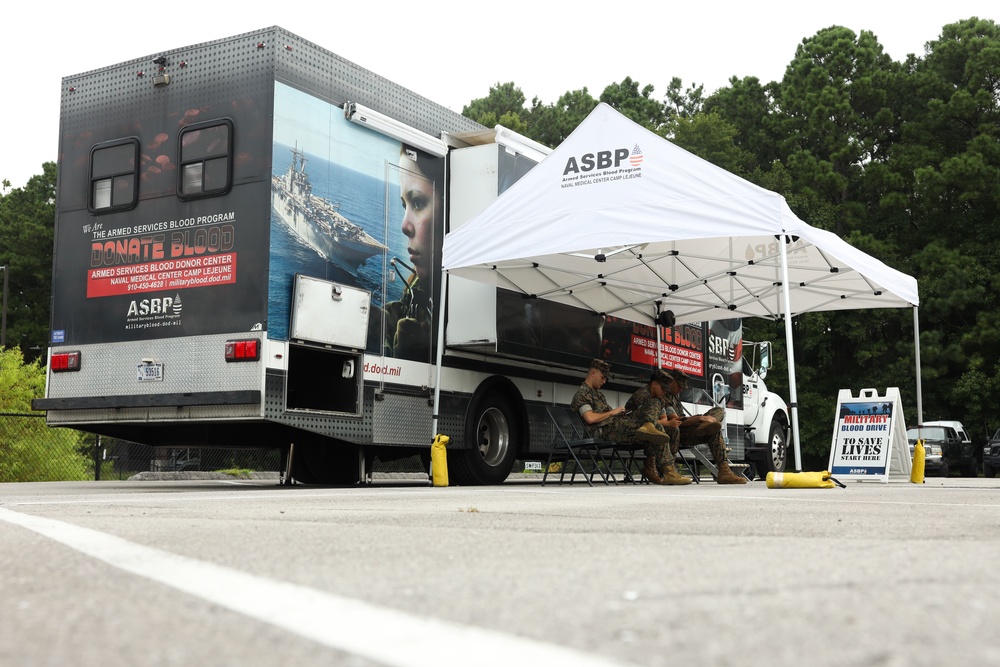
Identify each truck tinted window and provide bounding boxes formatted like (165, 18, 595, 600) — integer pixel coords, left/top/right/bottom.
(908, 427, 947, 441)
(89, 139, 139, 213)
(178, 119, 233, 199)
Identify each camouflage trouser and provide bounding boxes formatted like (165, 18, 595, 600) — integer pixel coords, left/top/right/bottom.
(662, 425, 681, 459)
(596, 399, 668, 468)
(680, 406, 727, 464)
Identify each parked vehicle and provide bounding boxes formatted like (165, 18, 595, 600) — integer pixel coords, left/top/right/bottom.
(922, 420, 978, 477)
(906, 424, 975, 477)
(984, 429, 1000, 478)
(31, 27, 789, 485)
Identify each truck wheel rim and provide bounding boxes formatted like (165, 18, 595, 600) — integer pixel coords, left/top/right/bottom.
(771, 431, 786, 469)
(477, 407, 510, 467)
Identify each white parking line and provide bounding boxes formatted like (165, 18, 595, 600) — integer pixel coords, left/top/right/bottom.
(0, 507, 630, 667)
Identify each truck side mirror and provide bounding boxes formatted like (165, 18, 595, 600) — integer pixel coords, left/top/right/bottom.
(758, 342, 770, 379)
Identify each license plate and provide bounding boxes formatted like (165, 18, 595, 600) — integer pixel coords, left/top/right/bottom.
(137, 362, 163, 382)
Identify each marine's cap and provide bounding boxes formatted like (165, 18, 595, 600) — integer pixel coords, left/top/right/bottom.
(662, 368, 689, 388)
(590, 359, 611, 375)
(665, 368, 690, 389)
(651, 368, 672, 386)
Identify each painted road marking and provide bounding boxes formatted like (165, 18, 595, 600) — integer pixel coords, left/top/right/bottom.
(0, 507, 630, 667)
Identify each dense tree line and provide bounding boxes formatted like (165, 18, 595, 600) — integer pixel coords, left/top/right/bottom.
(1, 18, 997, 467)
(463, 18, 1000, 462)
(0, 165, 55, 364)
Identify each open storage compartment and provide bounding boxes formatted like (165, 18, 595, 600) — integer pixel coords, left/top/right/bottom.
(285, 274, 370, 415)
(285, 344, 362, 415)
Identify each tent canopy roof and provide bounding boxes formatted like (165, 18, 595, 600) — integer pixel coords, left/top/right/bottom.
(443, 103, 917, 326)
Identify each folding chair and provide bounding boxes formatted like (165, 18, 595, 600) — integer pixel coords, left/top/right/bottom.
(677, 447, 704, 483)
(617, 443, 700, 484)
(542, 406, 617, 485)
(564, 408, 633, 483)
(677, 444, 749, 482)
(613, 441, 649, 484)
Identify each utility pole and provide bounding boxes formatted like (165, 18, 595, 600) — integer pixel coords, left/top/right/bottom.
(1, 264, 8, 349)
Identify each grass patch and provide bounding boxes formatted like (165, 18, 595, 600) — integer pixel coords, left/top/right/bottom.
(216, 468, 254, 478)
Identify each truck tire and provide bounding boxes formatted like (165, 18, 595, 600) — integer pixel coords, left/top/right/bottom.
(754, 421, 788, 479)
(984, 462, 997, 478)
(449, 394, 518, 485)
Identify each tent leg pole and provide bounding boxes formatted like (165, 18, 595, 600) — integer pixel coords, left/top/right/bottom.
(779, 236, 803, 472)
(913, 306, 923, 425)
(655, 302, 663, 368)
(430, 272, 450, 439)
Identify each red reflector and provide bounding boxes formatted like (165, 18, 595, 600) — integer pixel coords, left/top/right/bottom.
(224, 339, 260, 362)
(51, 351, 81, 372)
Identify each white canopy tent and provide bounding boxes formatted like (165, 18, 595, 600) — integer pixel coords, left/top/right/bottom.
(439, 103, 920, 470)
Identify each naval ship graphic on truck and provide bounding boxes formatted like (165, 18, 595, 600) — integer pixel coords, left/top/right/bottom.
(271, 144, 384, 272)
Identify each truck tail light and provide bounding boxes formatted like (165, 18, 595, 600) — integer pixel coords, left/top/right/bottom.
(51, 351, 82, 372)
(225, 339, 260, 362)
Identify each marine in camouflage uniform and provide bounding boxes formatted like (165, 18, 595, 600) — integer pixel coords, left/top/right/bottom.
(625, 375, 693, 484)
(625, 385, 677, 464)
(569, 360, 682, 485)
(659, 368, 747, 484)
(571, 383, 662, 453)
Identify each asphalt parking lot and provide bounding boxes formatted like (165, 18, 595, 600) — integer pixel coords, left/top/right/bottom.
(2, 475, 999, 667)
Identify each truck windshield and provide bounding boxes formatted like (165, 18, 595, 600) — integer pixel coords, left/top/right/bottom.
(907, 427, 947, 442)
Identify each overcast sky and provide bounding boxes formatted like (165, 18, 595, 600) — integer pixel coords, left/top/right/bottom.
(2, 1, 996, 191)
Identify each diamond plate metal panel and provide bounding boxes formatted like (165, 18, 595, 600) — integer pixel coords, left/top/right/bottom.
(272, 27, 481, 138)
(263, 373, 371, 443)
(46, 334, 263, 399)
(62, 28, 276, 120)
(43, 333, 265, 426)
(371, 392, 433, 445)
(44, 403, 262, 426)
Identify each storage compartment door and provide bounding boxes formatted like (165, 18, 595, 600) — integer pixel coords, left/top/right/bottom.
(289, 274, 370, 350)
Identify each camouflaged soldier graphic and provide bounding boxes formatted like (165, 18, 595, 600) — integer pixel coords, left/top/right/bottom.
(383, 276, 432, 361)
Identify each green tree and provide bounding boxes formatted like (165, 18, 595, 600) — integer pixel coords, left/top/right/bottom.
(703, 76, 781, 172)
(775, 26, 901, 235)
(0, 162, 56, 362)
(661, 76, 705, 136)
(598, 77, 666, 133)
(462, 82, 529, 133)
(671, 112, 755, 176)
(0, 347, 91, 481)
(887, 18, 1000, 259)
(524, 88, 597, 147)
(883, 18, 1000, 443)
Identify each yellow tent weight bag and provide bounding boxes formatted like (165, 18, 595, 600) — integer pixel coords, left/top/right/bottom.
(431, 434, 450, 487)
(766, 471, 845, 489)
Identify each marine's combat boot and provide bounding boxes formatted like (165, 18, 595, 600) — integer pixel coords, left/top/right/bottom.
(636, 422, 669, 444)
(716, 460, 748, 484)
(660, 463, 693, 485)
(643, 457, 665, 484)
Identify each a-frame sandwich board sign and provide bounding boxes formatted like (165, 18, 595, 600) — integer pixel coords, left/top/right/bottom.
(828, 388, 911, 483)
